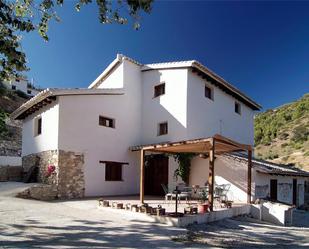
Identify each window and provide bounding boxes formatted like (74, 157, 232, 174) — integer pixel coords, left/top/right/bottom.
(104, 162, 123, 181)
(99, 116, 115, 128)
(158, 122, 168, 136)
(27, 89, 32, 94)
(11, 85, 16, 90)
(235, 102, 241, 115)
(34, 117, 42, 136)
(205, 85, 213, 100)
(154, 83, 165, 98)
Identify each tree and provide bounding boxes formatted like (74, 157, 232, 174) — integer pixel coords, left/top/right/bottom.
(0, 0, 153, 81)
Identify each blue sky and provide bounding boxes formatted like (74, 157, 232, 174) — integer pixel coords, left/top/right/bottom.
(22, 1, 309, 110)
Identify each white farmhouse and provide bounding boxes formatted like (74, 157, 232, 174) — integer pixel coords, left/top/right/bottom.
(11, 54, 308, 207)
(3, 77, 40, 97)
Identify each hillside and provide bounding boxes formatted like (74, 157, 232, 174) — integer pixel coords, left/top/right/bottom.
(0, 83, 29, 156)
(254, 93, 309, 171)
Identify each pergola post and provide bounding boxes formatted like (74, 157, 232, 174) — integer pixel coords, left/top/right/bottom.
(247, 148, 252, 204)
(208, 138, 215, 211)
(140, 149, 145, 204)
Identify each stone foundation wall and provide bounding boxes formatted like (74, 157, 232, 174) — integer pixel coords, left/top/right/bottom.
(21, 150, 84, 200)
(0, 166, 23, 182)
(22, 150, 58, 185)
(58, 150, 85, 199)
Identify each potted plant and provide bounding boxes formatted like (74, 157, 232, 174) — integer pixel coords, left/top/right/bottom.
(198, 189, 209, 214)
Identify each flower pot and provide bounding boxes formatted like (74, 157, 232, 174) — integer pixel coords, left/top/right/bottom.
(198, 203, 209, 213)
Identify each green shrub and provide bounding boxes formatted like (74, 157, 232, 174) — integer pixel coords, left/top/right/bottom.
(281, 143, 289, 148)
(292, 126, 309, 143)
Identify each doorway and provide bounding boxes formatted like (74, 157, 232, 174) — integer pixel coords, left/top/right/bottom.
(293, 179, 297, 205)
(145, 154, 168, 196)
(270, 179, 277, 201)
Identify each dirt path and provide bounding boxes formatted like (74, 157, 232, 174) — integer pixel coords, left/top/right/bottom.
(173, 216, 309, 248)
(1, 182, 308, 248)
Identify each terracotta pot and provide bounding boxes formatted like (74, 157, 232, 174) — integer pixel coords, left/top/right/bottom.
(198, 203, 209, 213)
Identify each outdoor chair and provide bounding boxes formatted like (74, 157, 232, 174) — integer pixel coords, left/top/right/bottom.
(161, 184, 175, 202)
(178, 186, 192, 203)
(214, 184, 231, 203)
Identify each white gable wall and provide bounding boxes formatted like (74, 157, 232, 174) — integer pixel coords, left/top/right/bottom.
(58, 60, 142, 196)
(187, 71, 254, 145)
(96, 62, 124, 89)
(22, 101, 59, 156)
(141, 68, 188, 144)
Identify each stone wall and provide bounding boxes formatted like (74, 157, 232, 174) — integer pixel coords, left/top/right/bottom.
(0, 166, 23, 181)
(21, 150, 84, 200)
(22, 150, 58, 185)
(58, 150, 85, 199)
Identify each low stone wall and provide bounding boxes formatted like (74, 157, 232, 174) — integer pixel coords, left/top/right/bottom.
(21, 150, 84, 200)
(0, 166, 23, 182)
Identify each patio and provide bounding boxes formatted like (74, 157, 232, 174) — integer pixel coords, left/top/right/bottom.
(98, 195, 251, 227)
(130, 134, 253, 211)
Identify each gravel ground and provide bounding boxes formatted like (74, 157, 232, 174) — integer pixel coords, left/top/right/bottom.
(1, 182, 308, 249)
(173, 215, 309, 248)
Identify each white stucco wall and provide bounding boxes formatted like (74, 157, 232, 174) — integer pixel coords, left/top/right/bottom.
(58, 60, 142, 196)
(22, 101, 59, 156)
(3, 79, 40, 96)
(141, 68, 188, 144)
(189, 156, 250, 203)
(189, 155, 307, 206)
(187, 71, 254, 145)
(97, 63, 124, 89)
(255, 173, 306, 206)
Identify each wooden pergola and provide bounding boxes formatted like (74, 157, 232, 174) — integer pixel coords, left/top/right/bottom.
(130, 134, 252, 211)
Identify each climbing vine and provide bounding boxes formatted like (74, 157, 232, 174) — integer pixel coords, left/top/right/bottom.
(173, 153, 196, 184)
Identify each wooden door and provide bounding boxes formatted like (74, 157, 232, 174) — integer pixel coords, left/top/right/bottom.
(293, 179, 297, 205)
(270, 179, 277, 201)
(145, 155, 168, 196)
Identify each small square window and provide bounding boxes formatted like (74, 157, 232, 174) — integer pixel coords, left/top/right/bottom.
(235, 102, 241, 115)
(99, 116, 115, 128)
(154, 83, 165, 98)
(205, 85, 213, 100)
(34, 117, 42, 136)
(158, 122, 168, 136)
(27, 89, 31, 94)
(11, 85, 16, 90)
(105, 162, 122, 181)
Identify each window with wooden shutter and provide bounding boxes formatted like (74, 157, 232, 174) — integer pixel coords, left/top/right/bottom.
(205, 85, 213, 100)
(99, 116, 115, 128)
(34, 116, 42, 136)
(104, 162, 123, 181)
(154, 83, 165, 98)
(158, 122, 168, 136)
(235, 102, 241, 115)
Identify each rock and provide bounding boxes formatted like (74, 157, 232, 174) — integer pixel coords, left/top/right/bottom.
(29, 184, 58, 201)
